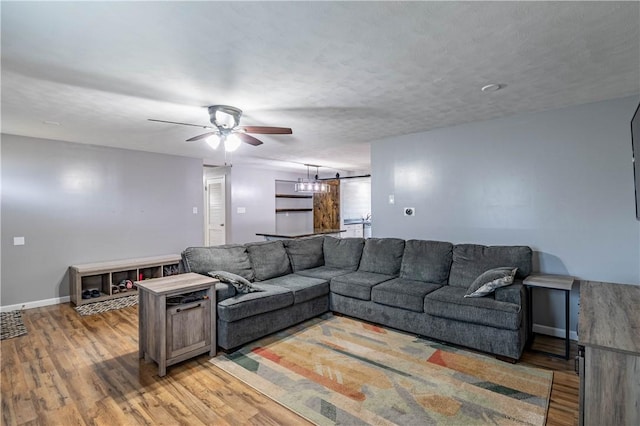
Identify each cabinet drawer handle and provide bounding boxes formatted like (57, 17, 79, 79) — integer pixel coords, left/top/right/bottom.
(176, 303, 201, 313)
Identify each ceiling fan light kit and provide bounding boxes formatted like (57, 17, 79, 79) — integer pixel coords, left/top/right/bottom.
(205, 134, 221, 150)
(224, 134, 241, 152)
(149, 104, 293, 153)
(209, 105, 242, 129)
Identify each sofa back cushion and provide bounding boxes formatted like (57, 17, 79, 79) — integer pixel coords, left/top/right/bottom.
(358, 238, 405, 275)
(323, 237, 365, 271)
(181, 244, 255, 282)
(400, 240, 453, 284)
(283, 236, 325, 272)
(448, 244, 532, 288)
(246, 240, 292, 281)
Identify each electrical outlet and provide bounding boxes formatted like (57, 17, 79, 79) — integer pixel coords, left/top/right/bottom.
(404, 207, 415, 216)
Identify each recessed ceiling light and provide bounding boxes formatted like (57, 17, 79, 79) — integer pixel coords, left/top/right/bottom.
(43, 120, 60, 126)
(481, 84, 505, 92)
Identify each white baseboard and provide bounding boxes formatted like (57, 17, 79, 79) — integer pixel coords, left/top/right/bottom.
(533, 323, 578, 341)
(1, 296, 70, 313)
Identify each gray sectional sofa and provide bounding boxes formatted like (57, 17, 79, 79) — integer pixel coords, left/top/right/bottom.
(181, 236, 532, 360)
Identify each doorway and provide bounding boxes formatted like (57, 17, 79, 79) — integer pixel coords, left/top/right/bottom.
(205, 176, 226, 246)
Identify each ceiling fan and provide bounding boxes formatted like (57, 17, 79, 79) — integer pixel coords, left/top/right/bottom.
(148, 105, 292, 152)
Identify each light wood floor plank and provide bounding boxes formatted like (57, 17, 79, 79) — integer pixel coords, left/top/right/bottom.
(1, 303, 579, 425)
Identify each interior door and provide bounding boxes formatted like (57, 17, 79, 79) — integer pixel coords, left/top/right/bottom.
(205, 176, 226, 246)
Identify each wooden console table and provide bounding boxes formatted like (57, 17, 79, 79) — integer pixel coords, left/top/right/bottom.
(578, 281, 640, 426)
(137, 273, 217, 377)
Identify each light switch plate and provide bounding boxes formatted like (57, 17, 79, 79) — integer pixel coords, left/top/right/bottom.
(388, 194, 395, 204)
(237, 207, 246, 214)
(13, 236, 25, 246)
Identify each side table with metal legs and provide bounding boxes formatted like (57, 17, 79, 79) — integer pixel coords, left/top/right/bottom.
(523, 274, 575, 360)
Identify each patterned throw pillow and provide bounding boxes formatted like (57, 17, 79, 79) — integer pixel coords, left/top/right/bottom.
(208, 271, 263, 294)
(464, 267, 518, 298)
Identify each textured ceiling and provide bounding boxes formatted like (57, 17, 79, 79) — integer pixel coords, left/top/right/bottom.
(2, 2, 639, 174)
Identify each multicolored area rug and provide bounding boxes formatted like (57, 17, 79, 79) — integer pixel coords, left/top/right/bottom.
(210, 313, 552, 425)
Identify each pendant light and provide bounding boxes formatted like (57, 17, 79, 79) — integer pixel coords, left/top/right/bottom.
(294, 165, 330, 193)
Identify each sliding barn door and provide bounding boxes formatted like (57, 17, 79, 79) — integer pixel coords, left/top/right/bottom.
(313, 179, 340, 231)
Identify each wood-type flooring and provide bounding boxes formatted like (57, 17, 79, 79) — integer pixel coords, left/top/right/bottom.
(1, 303, 579, 425)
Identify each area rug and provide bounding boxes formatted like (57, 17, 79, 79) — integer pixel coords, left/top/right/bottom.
(1, 311, 28, 340)
(74, 294, 138, 316)
(210, 314, 552, 425)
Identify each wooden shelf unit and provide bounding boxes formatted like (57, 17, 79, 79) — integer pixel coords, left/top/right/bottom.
(275, 180, 314, 233)
(69, 254, 182, 306)
(275, 208, 313, 213)
(275, 194, 313, 199)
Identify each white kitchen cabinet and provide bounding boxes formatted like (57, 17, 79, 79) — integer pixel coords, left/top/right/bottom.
(343, 223, 364, 238)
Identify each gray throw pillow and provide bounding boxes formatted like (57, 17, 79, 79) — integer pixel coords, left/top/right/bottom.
(208, 271, 263, 294)
(464, 267, 517, 298)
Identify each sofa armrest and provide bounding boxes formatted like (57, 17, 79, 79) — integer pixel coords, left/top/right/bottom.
(494, 282, 524, 306)
(215, 282, 237, 302)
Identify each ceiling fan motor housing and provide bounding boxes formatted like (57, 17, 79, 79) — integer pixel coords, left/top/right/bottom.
(208, 105, 242, 129)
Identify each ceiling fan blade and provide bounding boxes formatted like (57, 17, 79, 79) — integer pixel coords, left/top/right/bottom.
(148, 118, 213, 129)
(240, 126, 292, 135)
(186, 131, 218, 142)
(236, 133, 264, 146)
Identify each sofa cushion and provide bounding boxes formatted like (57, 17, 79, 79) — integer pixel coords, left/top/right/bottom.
(464, 267, 517, 298)
(400, 240, 453, 284)
(283, 236, 324, 272)
(424, 286, 522, 330)
(261, 274, 329, 304)
(209, 270, 262, 294)
(371, 278, 442, 312)
(448, 244, 532, 288)
(182, 245, 254, 281)
(330, 271, 395, 300)
(358, 238, 405, 275)
(217, 283, 293, 322)
(295, 266, 353, 281)
(323, 237, 365, 271)
(246, 240, 292, 281)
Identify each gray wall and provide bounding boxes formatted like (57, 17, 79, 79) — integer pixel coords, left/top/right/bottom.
(371, 96, 640, 334)
(1, 134, 204, 307)
(228, 165, 304, 244)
